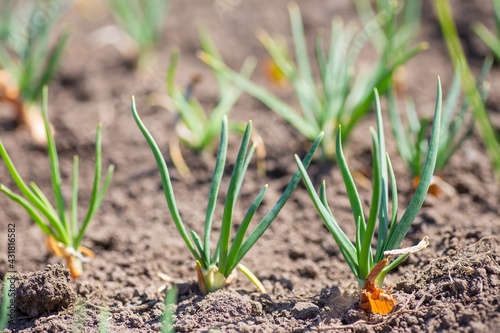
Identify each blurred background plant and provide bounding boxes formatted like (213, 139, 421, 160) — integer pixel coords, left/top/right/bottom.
(105, 0, 170, 71)
(352, 0, 422, 90)
(436, 0, 500, 184)
(0, 0, 69, 145)
(473, 0, 500, 61)
(164, 27, 265, 177)
(200, 2, 426, 160)
(388, 59, 491, 195)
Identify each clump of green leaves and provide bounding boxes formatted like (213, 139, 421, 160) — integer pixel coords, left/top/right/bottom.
(167, 27, 255, 153)
(473, 0, 500, 61)
(106, 0, 170, 69)
(133, 99, 323, 293)
(296, 82, 441, 288)
(388, 61, 491, 179)
(0, 87, 114, 278)
(0, 0, 69, 143)
(353, 0, 422, 58)
(200, 3, 426, 160)
(436, 0, 500, 184)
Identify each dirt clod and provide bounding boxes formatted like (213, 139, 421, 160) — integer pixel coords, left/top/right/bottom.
(14, 264, 76, 317)
(175, 290, 257, 332)
(291, 301, 320, 320)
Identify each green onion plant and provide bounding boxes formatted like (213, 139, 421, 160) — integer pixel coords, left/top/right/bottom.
(167, 27, 255, 153)
(296, 82, 442, 288)
(200, 2, 426, 160)
(0, 87, 114, 278)
(388, 61, 491, 179)
(473, 0, 500, 61)
(436, 0, 500, 184)
(132, 99, 323, 293)
(106, 0, 170, 69)
(0, 0, 69, 144)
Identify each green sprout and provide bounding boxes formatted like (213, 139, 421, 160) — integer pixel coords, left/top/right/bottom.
(473, 0, 500, 61)
(99, 309, 110, 333)
(72, 303, 86, 333)
(388, 60, 491, 181)
(132, 98, 323, 293)
(199, 2, 426, 160)
(295, 81, 441, 290)
(166, 27, 259, 176)
(0, 87, 114, 279)
(0, 0, 69, 144)
(106, 0, 170, 69)
(436, 0, 500, 184)
(72, 304, 110, 333)
(0, 276, 12, 330)
(161, 286, 178, 333)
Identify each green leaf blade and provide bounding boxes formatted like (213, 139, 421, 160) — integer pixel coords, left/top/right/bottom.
(386, 78, 442, 251)
(131, 97, 201, 263)
(218, 121, 253, 275)
(227, 185, 268, 274)
(203, 117, 228, 264)
(295, 155, 359, 279)
(234, 132, 324, 266)
(41, 87, 68, 234)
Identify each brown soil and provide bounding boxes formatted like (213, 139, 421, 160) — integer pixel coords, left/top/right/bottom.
(14, 265, 76, 318)
(1, 0, 500, 332)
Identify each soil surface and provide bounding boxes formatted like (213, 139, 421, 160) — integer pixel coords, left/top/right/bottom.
(1, 0, 500, 332)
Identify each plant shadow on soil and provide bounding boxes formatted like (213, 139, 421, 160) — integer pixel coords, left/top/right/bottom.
(1, 0, 500, 332)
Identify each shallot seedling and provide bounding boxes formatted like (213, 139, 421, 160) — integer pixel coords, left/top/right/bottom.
(0, 0, 69, 144)
(0, 87, 114, 278)
(200, 3, 426, 160)
(296, 81, 442, 314)
(388, 60, 491, 192)
(165, 27, 260, 176)
(436, 0, 500, 184)
(105, 0, 170, 70)
(132, 99, 323, 294)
